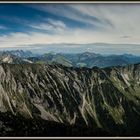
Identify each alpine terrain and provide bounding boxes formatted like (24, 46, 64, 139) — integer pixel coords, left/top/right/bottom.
(0, 62, 140, 136)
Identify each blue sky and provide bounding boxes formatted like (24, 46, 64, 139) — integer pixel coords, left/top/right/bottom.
(0, 3, 140, 55)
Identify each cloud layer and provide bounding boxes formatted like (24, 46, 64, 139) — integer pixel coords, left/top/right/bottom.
(0, 3, 140, 54)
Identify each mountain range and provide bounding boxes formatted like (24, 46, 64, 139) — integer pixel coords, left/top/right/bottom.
(0, 50, 140, 136)
(0, 62, 140, 136)
(1, 50, 140, 68)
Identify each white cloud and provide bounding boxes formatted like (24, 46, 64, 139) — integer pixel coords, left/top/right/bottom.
(30, 4, 106, 29)
(1, 3, 140, 55)
(69, 4, 140, 35)
(29, 19, 67, 33)
(30, 4, 140, 40)
(0, 27, 139, 49)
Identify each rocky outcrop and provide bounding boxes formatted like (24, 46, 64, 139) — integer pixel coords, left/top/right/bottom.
(0, 63, 140, 136)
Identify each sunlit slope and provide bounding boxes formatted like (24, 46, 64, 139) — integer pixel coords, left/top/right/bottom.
(0, 63, 140, 135)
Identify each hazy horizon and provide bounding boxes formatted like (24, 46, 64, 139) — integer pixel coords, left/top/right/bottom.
(0, 43, 140, 56)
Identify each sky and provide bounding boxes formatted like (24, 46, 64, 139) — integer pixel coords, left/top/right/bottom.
(0, 3, 140, 55)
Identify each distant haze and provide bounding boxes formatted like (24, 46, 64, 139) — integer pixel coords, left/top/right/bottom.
(0, 43, 140, 56)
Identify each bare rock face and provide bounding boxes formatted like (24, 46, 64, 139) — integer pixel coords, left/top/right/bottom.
(0, 63, 140, 136)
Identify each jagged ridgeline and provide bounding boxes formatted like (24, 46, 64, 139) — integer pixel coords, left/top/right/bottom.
(0, 63, 140, 136)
